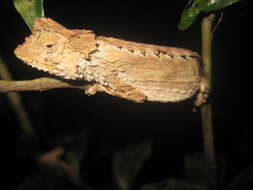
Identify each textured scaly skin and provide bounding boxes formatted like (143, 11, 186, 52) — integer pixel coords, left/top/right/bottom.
(15, 18, 209, 106)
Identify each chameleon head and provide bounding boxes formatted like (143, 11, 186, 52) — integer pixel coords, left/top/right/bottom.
(14, 18, 85, 80)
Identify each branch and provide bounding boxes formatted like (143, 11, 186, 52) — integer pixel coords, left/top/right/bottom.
(201, 14, 216, 189)
(0, 77, 91, 93)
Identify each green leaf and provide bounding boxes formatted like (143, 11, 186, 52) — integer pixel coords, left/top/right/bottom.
(194, 0, 241, 12)
(13, 0, 44, 31)
(178, 0, 241, 30)
(178, 7, 201, 30)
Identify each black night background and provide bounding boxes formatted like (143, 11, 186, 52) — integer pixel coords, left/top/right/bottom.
(0, 0, 245, 189)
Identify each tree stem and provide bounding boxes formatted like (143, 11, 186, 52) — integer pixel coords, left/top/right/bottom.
(201, 14, 216, 189)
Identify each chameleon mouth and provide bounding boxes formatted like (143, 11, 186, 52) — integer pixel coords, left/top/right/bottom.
(25, 61, 56, 73)
(23, 61, 64, 78)
(24, 60, 80, 80)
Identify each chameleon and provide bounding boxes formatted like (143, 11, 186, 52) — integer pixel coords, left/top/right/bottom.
(14, 18, 209, 106)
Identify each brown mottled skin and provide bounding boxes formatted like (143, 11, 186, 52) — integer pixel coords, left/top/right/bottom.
(15, 18, 209, 106)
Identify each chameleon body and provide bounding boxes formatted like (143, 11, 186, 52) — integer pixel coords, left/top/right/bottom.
(15, 18, 209, 106)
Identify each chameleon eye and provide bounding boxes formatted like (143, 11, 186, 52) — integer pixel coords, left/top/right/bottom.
(46, 44, 54, 48)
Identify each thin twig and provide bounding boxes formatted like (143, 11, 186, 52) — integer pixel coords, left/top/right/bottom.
(0, 77, 91, 93)
(201, 14, 216, 189)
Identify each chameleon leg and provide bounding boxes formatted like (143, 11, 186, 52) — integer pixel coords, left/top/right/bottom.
(85, 80, 146, 102)
(194, 77, 209, 106)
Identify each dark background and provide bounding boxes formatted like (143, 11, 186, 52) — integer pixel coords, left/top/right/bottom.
(0, 0, 245, 189)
